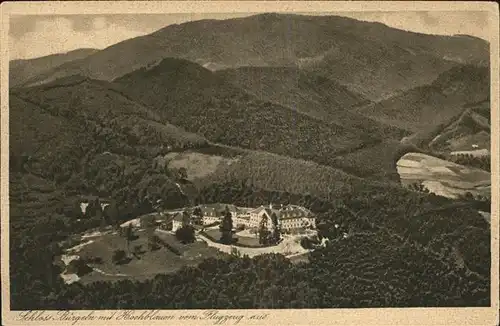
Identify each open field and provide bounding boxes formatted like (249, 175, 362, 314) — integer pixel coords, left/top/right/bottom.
(62, 229, 227, 284)
(397, 152, 491, 199)
(163, 151, 240, 180)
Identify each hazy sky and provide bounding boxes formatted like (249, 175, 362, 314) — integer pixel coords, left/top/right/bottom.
(9, 11, 492, 60)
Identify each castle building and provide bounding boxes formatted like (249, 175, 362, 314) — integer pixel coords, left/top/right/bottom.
(171, 212, 184, 232)
(192, 203, 315, 231)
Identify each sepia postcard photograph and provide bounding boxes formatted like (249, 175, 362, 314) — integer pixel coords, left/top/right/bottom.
(1, 1, 499, 325)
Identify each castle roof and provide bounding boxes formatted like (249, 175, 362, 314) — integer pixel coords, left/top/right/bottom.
(249, 206, 266, 214)
(279, 205, 313, 220)
(198, 203, 238, 215)
(249, 205, 279, 216)
(172, 212, 184, 222)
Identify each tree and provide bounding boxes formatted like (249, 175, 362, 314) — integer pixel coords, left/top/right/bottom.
(69, 200, 83, 219)
(99, 217, 108, 231)
(112, 249, 127, 265)
(258, 215, 271, 245)
(219, 206, 233, 244)
(178, 167, 188, 180)
(133, 245, 144, 258)
(103, 202, 119, 226)
(148, 235, 161, 251)
(192, 207, 203, 225)
(66, 259, 92, 276)
(193, 207, 202, 217)
(464, 192, 475, 201)
(85, 198, 102, 219)
(175, 226, 195, 244)
(231, 247, 242, 257)
(85, 256, 103, 264)
(143, 215, 157, 236)
(182, 211, 191, 227)
(270, 212, 281, 244)
(124, 224, 134, 252)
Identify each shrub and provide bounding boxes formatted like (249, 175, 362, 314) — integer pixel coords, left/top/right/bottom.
(85, 256, 104, 264)
(175, 225, 196, 244)
(112, 249, 128, 265)
(66, 259, 93, 276)
(148, 235, 161, 251)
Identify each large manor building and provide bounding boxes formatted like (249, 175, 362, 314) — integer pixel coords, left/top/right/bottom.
(195, 203, 316, 231)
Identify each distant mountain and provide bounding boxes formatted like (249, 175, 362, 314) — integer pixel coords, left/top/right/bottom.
(216, 66, 367, 118)
(9, 48, 99, 87)
(215, 66, 404, 138)
(402, 100, 490, 153)
(113, 57, 394, 168)
(429, 101, 490, 152)
(356, 65, 490, 132)
(18, 13, 488, 100)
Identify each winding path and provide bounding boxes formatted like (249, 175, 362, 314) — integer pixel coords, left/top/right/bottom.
(175, 182, 186, 196)
(91, 267, 128, 277)
(196, 233, 309, 258)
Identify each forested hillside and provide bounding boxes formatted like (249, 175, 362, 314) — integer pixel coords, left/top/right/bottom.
(357, 65, 490, 131)
(216, 66, 405, 138)
(10, 179, 490, 309)
(114, 57, 397, 168)
(10, 76, 207, 187)
(21, 13, 488, 100)
(10, 48, 98, 87)
(397, 99, 491, 172)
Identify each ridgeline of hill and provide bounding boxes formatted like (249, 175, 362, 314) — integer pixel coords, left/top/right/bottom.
(17, 13, 488, 101)
(10, 48, 99, 87)
(113, 57, 402, 169)
(356, 65, 490, 132)
(10, 75, 208, 209)
(10, 60, 491, 196)
(216, 66, 405, 138)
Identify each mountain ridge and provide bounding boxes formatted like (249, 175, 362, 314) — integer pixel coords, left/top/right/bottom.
(17, 13, 489, 101)
(215, 66, 405, 138)
(9, 48, 99, 87)
(112, 57, 392, 167)
(355, 64, 490, 131)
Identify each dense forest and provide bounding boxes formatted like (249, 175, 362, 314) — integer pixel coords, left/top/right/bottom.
(10, 168, 490, 309)
(448, 153, 491, 171)
(113, 58, 402, 169)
